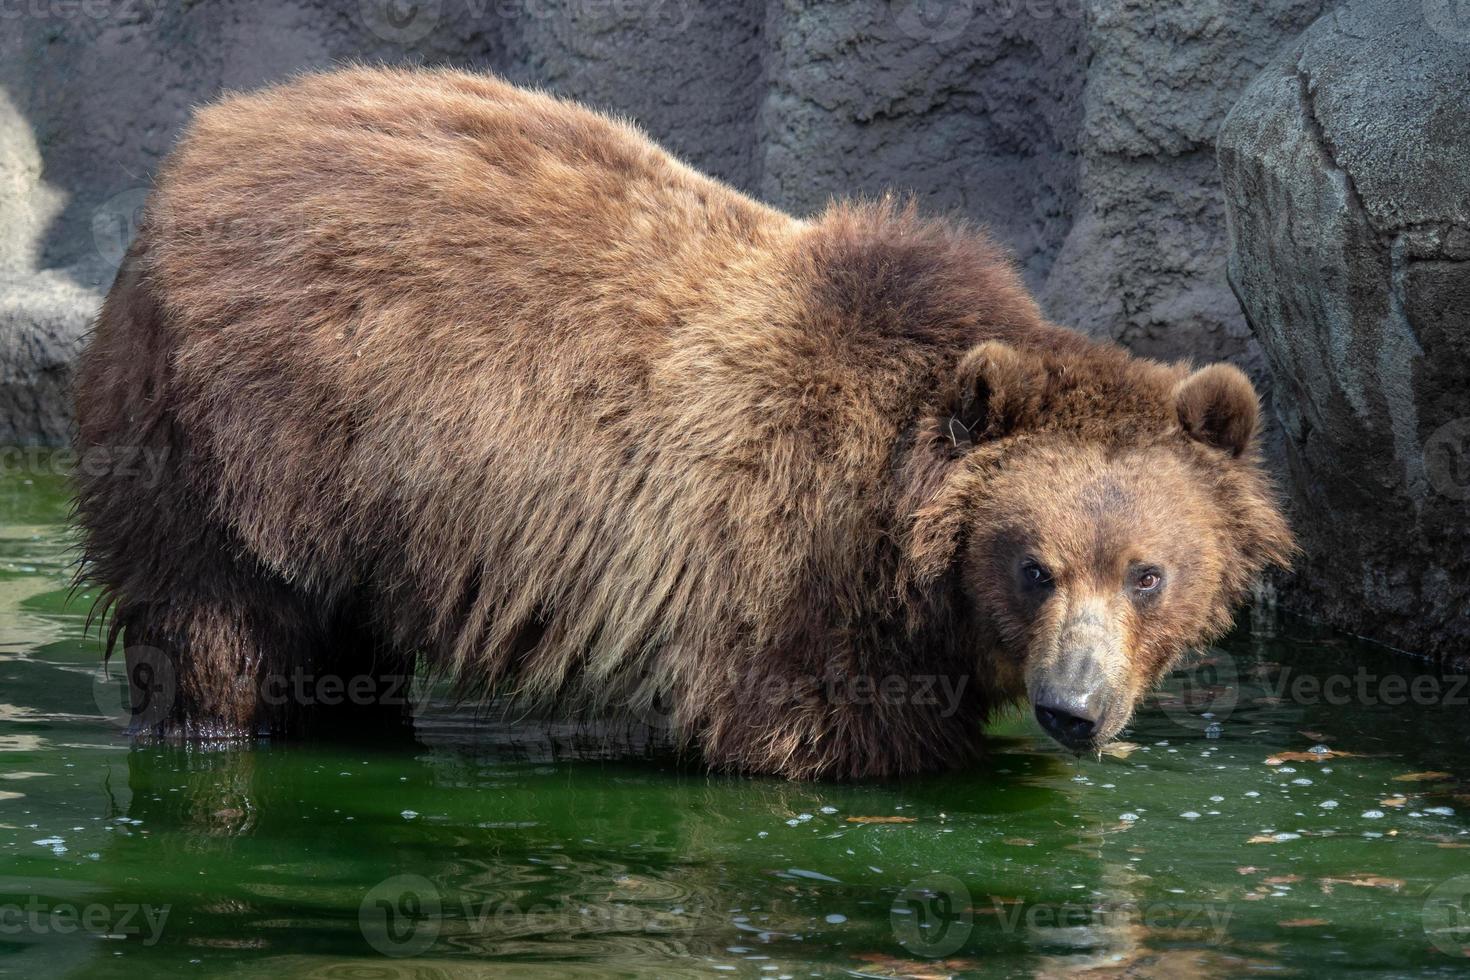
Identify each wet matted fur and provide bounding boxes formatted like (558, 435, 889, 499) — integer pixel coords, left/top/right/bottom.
(73, 67, 1293, 778)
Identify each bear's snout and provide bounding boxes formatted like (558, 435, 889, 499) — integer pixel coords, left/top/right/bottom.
(1031, 664, 1118, 753)
(1033, 695, 1100, 751)
(1028, 602, 1131, 753)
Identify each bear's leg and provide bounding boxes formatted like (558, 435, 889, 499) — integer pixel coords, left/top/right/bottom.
(109, 550, 332, 739)
(690, 658, 985, 779)
(77, 243, 346, 739)
(109, 572, 422, 741)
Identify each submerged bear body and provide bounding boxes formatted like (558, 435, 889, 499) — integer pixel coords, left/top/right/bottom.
(75, 68, 1292, 778)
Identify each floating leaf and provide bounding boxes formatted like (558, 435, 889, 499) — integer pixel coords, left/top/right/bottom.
(1101, 741, 1141, 759)
(1003, 837, 1036, 847)
(1265, 750, 1356, 765)
(1380, 796, 1408, 807)
(1264, 874, 1302, 885)
(852, 952, 978, 979)
(1392, 771, 1453, 782)
(844, 815, 916, 824)
(1279, 918, 1329, 928)
(1236, 866, 1265, 875)
(1319, 875, 1404, 893)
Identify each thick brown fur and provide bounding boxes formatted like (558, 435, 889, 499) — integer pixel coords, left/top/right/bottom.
(73, 67, 1294, 778)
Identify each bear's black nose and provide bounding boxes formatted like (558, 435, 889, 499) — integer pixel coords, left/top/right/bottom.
(1034, 702, 1098, 750)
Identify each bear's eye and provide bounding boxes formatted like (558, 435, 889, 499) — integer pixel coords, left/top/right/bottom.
(1020, 559, 1053, 588)
(1134, 569, 1163, 593)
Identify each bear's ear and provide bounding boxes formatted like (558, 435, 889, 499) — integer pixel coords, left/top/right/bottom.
(1174, 363, 1259, 457)
(943, 341, 1045, 449)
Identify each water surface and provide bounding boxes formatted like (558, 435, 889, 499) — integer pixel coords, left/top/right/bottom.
(2, 458, 1468, 978)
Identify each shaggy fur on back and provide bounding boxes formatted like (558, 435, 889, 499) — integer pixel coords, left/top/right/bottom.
(74, 67, 1291, 778)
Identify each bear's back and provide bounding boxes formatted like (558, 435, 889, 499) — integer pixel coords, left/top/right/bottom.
(145, 66, 795, 357)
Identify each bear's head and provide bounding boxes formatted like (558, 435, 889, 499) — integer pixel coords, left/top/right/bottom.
(905, 341, 1295, 754)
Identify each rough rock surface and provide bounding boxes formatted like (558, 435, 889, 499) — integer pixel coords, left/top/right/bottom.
(1, 0, 1330, 447)
(1040, 0, 1330, 372)
(1219, 0, 1470, 660)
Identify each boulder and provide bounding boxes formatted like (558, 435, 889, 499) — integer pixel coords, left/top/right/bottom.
(0, 273, 94, 447)
(1218, 0, 1470, 661)
(1039, 0, 1331, 371)
(0, 0, 1328, 447)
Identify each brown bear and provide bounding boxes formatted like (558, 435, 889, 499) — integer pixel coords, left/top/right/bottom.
(73, 66, 1293, 779)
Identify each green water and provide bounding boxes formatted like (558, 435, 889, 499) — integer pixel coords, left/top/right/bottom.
(1, 457, 1469, 978)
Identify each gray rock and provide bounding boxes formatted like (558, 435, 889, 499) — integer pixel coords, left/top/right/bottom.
(1219, 0, 1470, 660)
(0, 0, 1327, 448)
(0, 272, 95, 447)
(756, 0, 1086, 287)
(1039, 0, 1330, 375)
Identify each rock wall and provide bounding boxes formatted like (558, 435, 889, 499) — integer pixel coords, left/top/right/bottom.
(11, 0, 1466, 656)
(1, 0, 1330, 444)
(1218, 0, 1470, 661)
